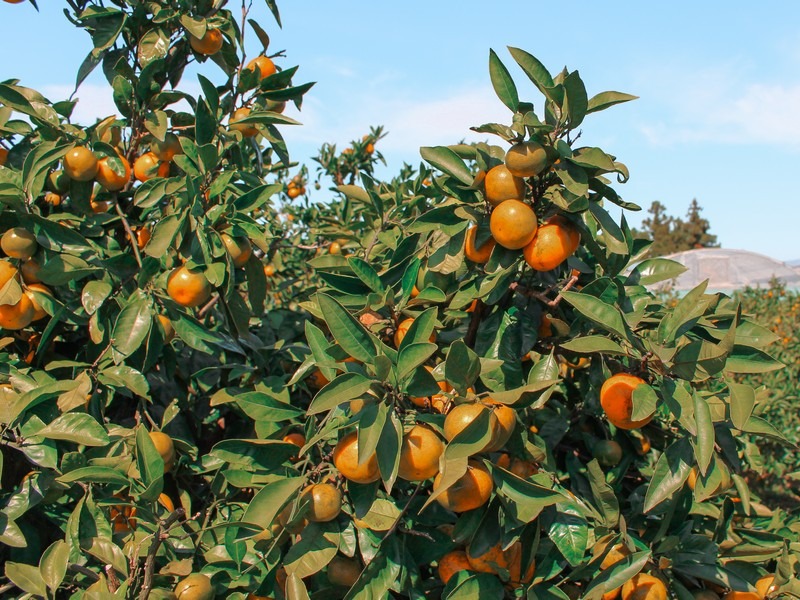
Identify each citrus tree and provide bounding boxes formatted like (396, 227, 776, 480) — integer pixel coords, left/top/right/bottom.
(0, 1, 798, 600)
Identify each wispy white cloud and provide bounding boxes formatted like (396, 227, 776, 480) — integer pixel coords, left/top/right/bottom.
(636, 64, 800, 147)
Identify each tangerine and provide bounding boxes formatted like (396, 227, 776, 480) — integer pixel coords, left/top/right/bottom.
(1, 228, 38, 259)
(301, 483, 342, 522)
(490, 199, 538, 250)
(149, 431, 175, 472)
(167, 266, 212, 308)
(600, 373, 652, 430)
(246, 56, 277, 80)
(95, 155, 131, 191)
(464, 225, 495, 263)
(174, 573, 214, 600)
(64, 147, 98, 181)
(189, 28, 223, 55)
(0, 294, 34, 330)
(484, 164, 524, 206)
(220, 233, 252, 267)
(621, 574, 668, 600)
(438, 550, 471, 584)
(505, 141, 549, 177)
(133, 152, 169, 182)
(523, 216, 580, 271)
(434, 459, 493, 512)
(333, 431, 380, 484)
(231, 107, 258, 138)
(397, 424, 444, 481)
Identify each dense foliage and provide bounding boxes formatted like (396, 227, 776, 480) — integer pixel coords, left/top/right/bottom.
(0, 2, 797, 600)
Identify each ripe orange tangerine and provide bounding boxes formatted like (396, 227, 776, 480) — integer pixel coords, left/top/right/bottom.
(464, 225, 495, 263)
(523, 216, 580, 271)
(490, 199, 538, 250)
(246, 56, 277, 80)
(394, 317, 436, 348)
(95, 155, 131, 191)
(332, 431, 380, 484)
(25, 283, 51, 321)
(220, 233, 252, 268)
(64, 147, 98, 181)
(1, 228, 38, 259)
(397, 424, 444, 481)
(189, 28, 223, 55)
(20, 259, 41, 284)
(231, 107, 259, 138)
(621, 573, 668, 600)
(599, 373, 652, 430)
(484, 164, 524, 206)
(167, 266, 212, 308)
(0, 260, 19, 287)
(300, 483, 342, 522)
(133, 152, 169, 182)
(0, 147, 7, 165)
(152, 133, 183, 161)
(434, 459, 493, 512)
(0, 294, 34, 330)
(443, 402, 498, 452)
(438, 550, 472, 584)
(485, 401, 516, 452)
(149, 431, 175, 472)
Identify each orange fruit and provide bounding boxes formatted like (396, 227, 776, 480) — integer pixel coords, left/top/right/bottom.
(64, 147, 99, 181)
(44, 192, 62, 206)
(152, 133, 183, 161)
(464, 225, 495, 263)
(0, 294, 34, 330)
(174, 573, 214, 600)
(91, 199, 111, 213)
(467, 542, 508, 574)
(0, 260, 19, 288)
(266, 99, 286, 113)
(283, 432, 306, 448)
(149, 431, 175, 472)
(600, 374, 652, 430)
(490, 200, 538, 250)
(635, 434, 651, 456)
(220, 233, 252, 268)
(434, 459, 493, 512)
(394, 317, 435, 348)
(621, 573, 668, 600)
(20, 259, 41, 284)
(594, 540, 631, 600)
(438, 550, 472, 584)
(287, 185, 301, 199)
(109, 495, 137, 533)
(329, 241, 342, 255)
(333, 431, 380, 484)
(397, 424, 444, 481)
(327, 555, 361, 588)
(246, 56, 277, 80)
(133, 152, 169, 182)
(189, 28, 223, 55)
(721, 593, 760, 600)
(485, 401, 516, 452)
(167, 266, 212, 308)
(135, 226, 151, 249)
(687, 466, 698, 490)
(264, 264, 276, 277)
(523, 216, 580, 271)
(301, 483, 342, 522)
(505, 141, 549, 178)
(443, 402, 498, 451)
(231, 107, 258, 138)
(484, 164, 524, 206)
(0, 147, 7, 165)
(756, 575, 776, 598)
(95, 155, 131, 191)
(157, 314, 175, 343)
(505, 541, 535, 586)
(25, 283, 51, 321)
(1, 228, 38, 259)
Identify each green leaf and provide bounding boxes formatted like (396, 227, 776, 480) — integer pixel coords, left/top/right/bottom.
(39, 540, 69, 592)
(444, 572, 506, 599)
(587, 91, 638, 114)
(284, 522, 340, 578)
(5, 562, 47, 597)
(643, 438, 693, 512)
(445, 341, 481, 395)
(397, 342, 437, 381)
(558, 336, 626, 356)
(243, 477, 304, 529)
(587, 201, 627, 255)
(348, 257, 385, 293)
(506, 47, 561, 105)
(658, 281, 711, 345)
(562, 70, 588, 127)
(494, 468, 564, 523)
(625, 258, 687, 286)
(727, 382, 755, 431)
(135, 426, 164, 501)
(548, 506, 588, 566)
(112, 292, 152, 357)
(58, 467, 129, 486)
(488, 49, 519, 112)
(724, 346, 784, 374)
(692, 391, 714, 475)
(420, 146, 473, 186)
(317, 293, 377, 364)
(583, 551, 650, 600)
(38, 413, 109, 446)
(560, 291, 629, 341)
(630, 383, 658, 422)
(307, 372, 373, 415)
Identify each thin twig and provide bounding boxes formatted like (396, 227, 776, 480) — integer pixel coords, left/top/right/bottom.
(68, 563, 101, 582)
(105, 564, 120, 592)
(138, 508, 186, 600)
(380, 482, 423, 542)
(197, 295, 219, 318)
(116, 203, 143, 268)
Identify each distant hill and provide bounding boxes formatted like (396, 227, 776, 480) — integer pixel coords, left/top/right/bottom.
(788, 259, 800, 267)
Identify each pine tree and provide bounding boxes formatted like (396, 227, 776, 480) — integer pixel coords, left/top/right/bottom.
(636, 199, 718, 257)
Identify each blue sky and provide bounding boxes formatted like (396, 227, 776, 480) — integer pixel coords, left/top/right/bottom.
(2, 1, 799, 261)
